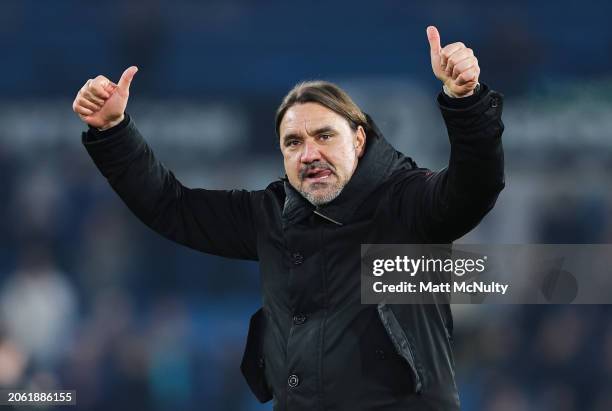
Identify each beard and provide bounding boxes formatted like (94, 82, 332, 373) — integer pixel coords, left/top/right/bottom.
(299, 180, 345, 206)
(296, 160, 347, 206)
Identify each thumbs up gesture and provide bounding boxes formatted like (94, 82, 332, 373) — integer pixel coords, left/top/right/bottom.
(72, 66, 138, 130)
(426, 26, 480, 98)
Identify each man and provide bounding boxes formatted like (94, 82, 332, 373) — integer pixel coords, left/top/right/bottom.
(73, 26, 504, 410)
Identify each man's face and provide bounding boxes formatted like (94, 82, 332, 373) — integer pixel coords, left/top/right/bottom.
(279, 102, 366, 206)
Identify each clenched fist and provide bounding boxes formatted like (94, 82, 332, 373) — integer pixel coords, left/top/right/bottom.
(72, 66, 138, 130)
(426, 26, 480, 98)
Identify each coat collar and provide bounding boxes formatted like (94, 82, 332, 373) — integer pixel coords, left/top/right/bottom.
(281, 114, 416, 226)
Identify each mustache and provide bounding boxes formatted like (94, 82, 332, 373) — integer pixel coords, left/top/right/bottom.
(299, 161, 335, 180)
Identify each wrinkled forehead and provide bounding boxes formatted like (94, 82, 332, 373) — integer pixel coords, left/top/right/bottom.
(279, 103, 348, 138)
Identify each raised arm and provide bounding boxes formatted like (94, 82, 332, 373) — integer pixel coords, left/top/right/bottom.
(400, 27, 505, 242)
(73, 67, 259, 260)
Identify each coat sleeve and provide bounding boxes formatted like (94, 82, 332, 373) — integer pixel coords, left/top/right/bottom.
(82, 115, 259, 260)
(399, 83, 505, 243)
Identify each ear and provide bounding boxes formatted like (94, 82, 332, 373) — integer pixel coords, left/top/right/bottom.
(355, 125, 367, 158)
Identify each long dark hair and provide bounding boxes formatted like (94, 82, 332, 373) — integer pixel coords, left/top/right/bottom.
(275, 80, 369, 137)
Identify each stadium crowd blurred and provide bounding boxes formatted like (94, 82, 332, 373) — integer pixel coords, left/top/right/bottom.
(1, 1, 612, 410)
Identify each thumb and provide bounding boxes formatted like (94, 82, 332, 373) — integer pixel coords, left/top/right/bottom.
(117, 66, 138, 92)
(426, 26, 441, 57)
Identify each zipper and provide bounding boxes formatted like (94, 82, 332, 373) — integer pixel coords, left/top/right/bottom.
(318, 224, 329, 411)
(377, 303, 423, 393)
(313, 210, 343, 226)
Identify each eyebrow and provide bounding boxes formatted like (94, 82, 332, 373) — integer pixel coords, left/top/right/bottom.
(282, 126, 336, 144)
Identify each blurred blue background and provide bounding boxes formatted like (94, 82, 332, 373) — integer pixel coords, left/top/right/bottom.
(1, 1, 612, 410)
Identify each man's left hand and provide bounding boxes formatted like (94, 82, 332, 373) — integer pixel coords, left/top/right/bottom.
(427, 25, 480, 98)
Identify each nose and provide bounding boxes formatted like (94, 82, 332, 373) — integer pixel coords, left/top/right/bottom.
(300, 139, 321, 164)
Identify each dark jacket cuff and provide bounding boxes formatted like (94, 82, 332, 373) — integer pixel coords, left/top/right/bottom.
(84, 114, 131, 143)
(438, 83, 484, 109)
(437, 83, 504, 137)
(81, 114, 146, 175)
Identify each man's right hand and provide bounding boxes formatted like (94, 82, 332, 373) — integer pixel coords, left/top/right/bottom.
(72, 66, 138, 130)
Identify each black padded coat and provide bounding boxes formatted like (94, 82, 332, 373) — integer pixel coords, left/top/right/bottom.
(83, 84, 505, 410)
